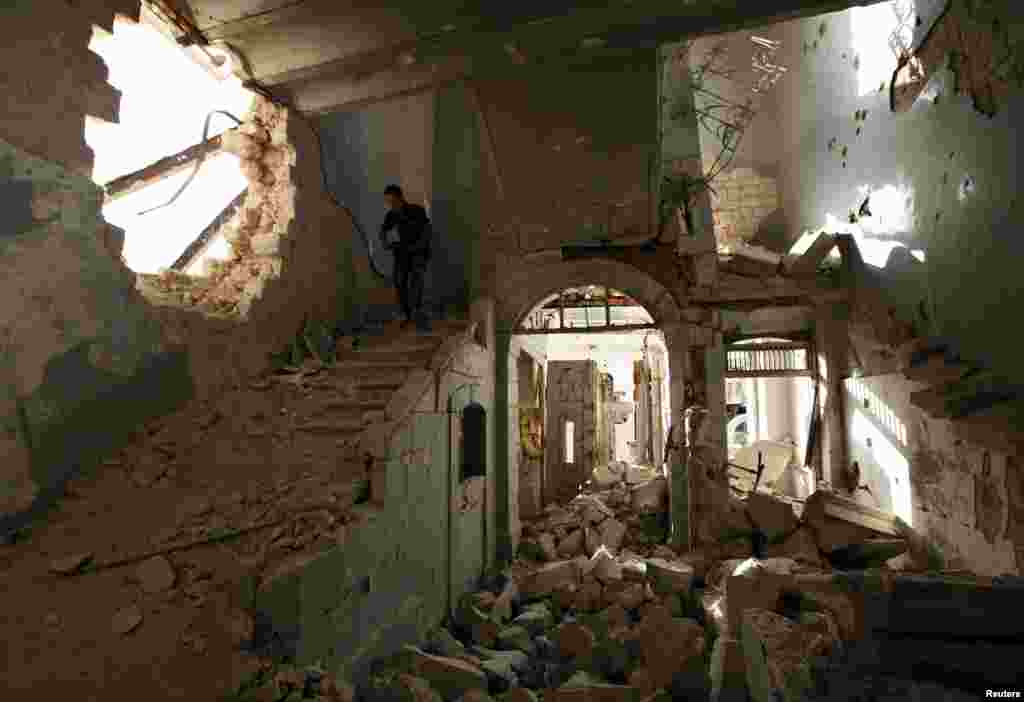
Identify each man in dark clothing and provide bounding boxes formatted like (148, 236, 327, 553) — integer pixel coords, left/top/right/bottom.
(379, 184, 432, 329)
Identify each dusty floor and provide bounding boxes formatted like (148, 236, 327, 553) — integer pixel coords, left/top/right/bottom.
(0, 321, 446, 700)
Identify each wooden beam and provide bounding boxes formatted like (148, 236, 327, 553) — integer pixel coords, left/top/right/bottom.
(102, 133, 226, 202)
(171, 189, 248, 271)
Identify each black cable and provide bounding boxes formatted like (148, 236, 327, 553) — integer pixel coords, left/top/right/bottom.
(137, 109, 243, 215)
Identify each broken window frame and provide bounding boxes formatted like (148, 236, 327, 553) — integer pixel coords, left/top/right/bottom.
(516, 287, 657, 334)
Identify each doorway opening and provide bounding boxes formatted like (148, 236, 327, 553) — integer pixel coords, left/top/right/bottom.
(512, 285, 671, 508)
(724, 336, 816, 499)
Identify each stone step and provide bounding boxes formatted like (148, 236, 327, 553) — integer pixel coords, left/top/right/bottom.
(332, 358, 424, 373)
(334, 349, 434, 366)
(343, 336, 439, 354)
(311, 404, 388, 426)
(294, 420, 365, 436)
(327, 366, 409, 389)
(354, 386, 397, 404)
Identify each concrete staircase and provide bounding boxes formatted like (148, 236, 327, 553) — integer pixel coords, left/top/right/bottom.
(829, 233, 1024, 452)
(298, 317, 478, 500)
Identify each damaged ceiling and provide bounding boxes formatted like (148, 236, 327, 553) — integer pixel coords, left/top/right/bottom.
(150, 0, 893, 114)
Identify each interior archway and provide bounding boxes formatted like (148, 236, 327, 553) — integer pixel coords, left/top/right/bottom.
(492, 257, 688, 560)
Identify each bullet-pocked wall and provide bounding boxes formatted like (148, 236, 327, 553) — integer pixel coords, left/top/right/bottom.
(772, 1, 1024, 387)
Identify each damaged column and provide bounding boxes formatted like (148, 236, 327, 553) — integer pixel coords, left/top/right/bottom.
(813, 303, 851, 487)
(663, 321, 691, 551)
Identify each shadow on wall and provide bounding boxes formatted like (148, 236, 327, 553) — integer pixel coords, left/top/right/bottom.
(1, 341, 192, 536)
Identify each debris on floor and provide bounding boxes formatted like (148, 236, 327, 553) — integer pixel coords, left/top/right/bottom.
(332, 478, 1023, 702)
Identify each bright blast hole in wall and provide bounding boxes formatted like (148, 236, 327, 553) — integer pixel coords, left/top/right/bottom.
(85, 17, 254, 274)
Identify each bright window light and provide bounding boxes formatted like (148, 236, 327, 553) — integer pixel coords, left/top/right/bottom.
(858, 183, 915, 236)
(850, 409, 913, 524)
(850, 0, 916, 97)
(86, 19, 254, 274)
(565, 420, 575, 464)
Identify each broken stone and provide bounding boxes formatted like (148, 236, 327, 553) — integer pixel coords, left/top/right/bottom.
(553, 584, 578, 610)
(556, 621, 596, 660)
(511, 603, 552, 636)
(112, 604, 143, 635)
(618, 583, 645, 610)
(744, 493, 798, 541)
(472, 591, 497, 611)
(495, 626, 533, 654)
(575, 581, 604, 613)
(585, 527, 602, 557)
(598, 519, 627, 553)
(765, 526, 823, 568)
(630, 477, 667, 514)
(396, 674, 444, 702)
(636, 607, 705, 692)
(709, 636, 747, 702)
(492, 579, 519, 623)
(557, 530, 585, 558)
(427, 628, 467, 659)
(549, 674, 639, 702)
(591, 552, 623, 585)
(581, 504, 608, 525)
(502, 688, 537, 702)
(801, 489, 900, 553)
(472, 648, 530, 675)
(740, 608, 837, 702)
(538, 533, 559, 561)
(405, 646, 488, 701)
(137, 555, 176, 593)
(644, 559, 694, 595)
(521, 561, 578, 599)
(226, 608, 255, 647)
(50, 552, 93, 575)
(825, 538, 907, 570)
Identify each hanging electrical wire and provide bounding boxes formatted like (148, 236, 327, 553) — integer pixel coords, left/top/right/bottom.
(139, 1, 388, 280)
(137, 109, 242, 215)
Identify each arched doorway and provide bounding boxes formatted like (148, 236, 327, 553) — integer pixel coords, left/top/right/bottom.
(491, 257, 689, 562)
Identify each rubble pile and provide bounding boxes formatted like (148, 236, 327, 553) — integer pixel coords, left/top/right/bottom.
(335, 475, 1016, 702)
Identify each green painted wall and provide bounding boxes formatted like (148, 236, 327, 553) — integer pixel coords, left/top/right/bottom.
(253, 383, 493, 684)
(448, 383, 488, 600)
(253, 413, 451, 682)
(0, 138, 192, 533)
